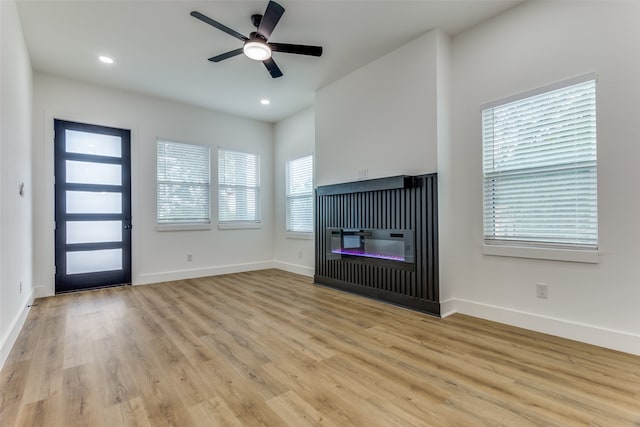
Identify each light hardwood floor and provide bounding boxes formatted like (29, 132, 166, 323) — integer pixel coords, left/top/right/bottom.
(1, 269, 639, 426)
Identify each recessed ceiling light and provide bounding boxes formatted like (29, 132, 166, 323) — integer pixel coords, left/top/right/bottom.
(260, 99, 271, 105)
(98, 55, 114, 64)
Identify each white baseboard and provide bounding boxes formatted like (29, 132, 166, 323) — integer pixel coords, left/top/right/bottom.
(35, 261, 310, 293)
(452, 298, 640, 356)
(272, 261, 314, 277)
(134, 261, 275, 285)
(0, 290, 35, 370)
(439, 298, 456, 318)
(33, 285, 50, 299)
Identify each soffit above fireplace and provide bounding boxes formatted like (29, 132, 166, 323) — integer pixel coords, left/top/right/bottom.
(316, 175, 414, 196)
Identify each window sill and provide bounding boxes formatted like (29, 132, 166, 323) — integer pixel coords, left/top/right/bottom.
(156, 223, 211, 232)
(218, 222, 262, 230)
(286, 232, 314, 240)
(483, 244, 599, 264)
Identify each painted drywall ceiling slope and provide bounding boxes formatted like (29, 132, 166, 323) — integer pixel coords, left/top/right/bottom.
(16, 0, 519, 122)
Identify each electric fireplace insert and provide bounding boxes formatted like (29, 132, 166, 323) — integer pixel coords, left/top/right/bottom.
(327, 228, 414, 264)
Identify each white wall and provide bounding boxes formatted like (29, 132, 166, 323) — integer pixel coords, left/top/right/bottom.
(0, 0, 34, 366)
(32, 73, 275, 295)
(273, 108, 315, 276)
(450, 1, 640, 354)
(315, 30, 443, 187)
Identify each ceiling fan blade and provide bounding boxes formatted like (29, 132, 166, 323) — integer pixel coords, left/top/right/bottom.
(269, 43, 323, 57)
(208, 48, 244, 62)
(263, 57, 283, 78)
(191, 11, 248, 42)
(257, 1, 285, 40)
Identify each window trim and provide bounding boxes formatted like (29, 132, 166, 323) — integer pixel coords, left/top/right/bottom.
(481, 73, 599, 262)
(156, 223, 211, 232)
(482, 244, 599, 264)
(286, 231, 314, 240)
(156, 138, 211, 230)
(218, 221, 262, 230)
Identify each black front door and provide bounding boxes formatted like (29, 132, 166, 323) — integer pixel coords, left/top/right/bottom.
(54, 119, 132, 293)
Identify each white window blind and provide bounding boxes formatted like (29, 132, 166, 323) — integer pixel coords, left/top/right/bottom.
(157, 140, 210, 224)
(218, 148, 260, 223)
(286, 155, 313, 233)
(482, 76, 597, 249)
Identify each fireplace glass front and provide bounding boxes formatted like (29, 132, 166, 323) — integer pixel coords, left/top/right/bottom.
(327, 228, 414, 264)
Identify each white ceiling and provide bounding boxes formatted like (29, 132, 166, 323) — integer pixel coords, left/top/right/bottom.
(17, 0, 520, 123)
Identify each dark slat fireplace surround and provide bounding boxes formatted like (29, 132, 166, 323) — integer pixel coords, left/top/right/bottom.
(315, 174, 440, 316)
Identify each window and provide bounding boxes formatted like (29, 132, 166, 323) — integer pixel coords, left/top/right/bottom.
(157, 140, 210, 226)
(482, 75, 597, 255)
(286, 155, 313, 233)
(218, 148, 260, 224)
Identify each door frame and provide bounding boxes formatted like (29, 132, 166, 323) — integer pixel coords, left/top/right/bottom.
(54, 119, 132, 293)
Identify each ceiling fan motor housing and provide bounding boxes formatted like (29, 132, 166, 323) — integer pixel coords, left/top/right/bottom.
(249, 31, 267, 42)
(251, 14, 263, 28)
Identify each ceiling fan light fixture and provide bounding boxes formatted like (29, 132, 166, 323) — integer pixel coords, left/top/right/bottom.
(243, 41, 271, 61)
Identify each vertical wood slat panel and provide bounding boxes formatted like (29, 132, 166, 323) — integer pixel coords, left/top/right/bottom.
(429, 175, 439, 302)
(424, 175, 431, 301)
(411, 182, 418, 299)
(314, 175, 439, 316)
(419, 178, 426, 300)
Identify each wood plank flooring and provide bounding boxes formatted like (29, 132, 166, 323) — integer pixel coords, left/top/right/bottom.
(1, 269, 639, 426)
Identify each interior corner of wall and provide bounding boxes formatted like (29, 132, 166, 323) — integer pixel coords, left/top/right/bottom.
(33, 284, 53, 299)
(439, 298, 457, 318)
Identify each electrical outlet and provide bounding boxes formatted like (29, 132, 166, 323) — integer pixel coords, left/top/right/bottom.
(358, 169, 368, 180)
(298, 250, 303, 259)
(536, 283, 549, 299)
(187, 253, 193, 262)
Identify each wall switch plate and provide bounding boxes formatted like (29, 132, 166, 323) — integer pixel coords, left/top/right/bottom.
(536, 283, 549, 299)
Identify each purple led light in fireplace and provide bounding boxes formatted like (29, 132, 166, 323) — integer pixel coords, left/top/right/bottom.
(331, 249, 405, 262)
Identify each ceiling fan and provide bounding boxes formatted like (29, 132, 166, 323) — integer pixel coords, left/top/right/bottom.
(191, 1, 323, 78)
